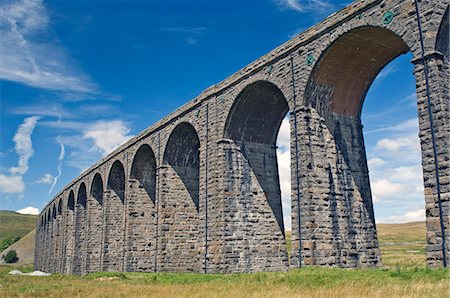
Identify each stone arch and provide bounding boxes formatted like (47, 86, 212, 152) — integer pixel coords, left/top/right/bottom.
(159, 122, 201, 272)
(305, 26, 409, 118)
(220, 80, 289, 272)
(126, 143, 157, 272)
(91, 173, 104, 205)
(131, 144, 157, 203)
(68, 190, 75, 211)
(86, 173, 104, 273)
(104, 160, 126, 271)
(295, 25, 418, 268)
(163, 122, 200, 210)
(436, 6, 449, 59)
(108, 161, 125, 203)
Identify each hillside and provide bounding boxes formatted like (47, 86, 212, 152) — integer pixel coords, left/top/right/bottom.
(0, 210, 37, 252)
(0, 230, 35, 265)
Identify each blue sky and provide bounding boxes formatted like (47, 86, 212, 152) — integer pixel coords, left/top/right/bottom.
(0, 0, 424, 227)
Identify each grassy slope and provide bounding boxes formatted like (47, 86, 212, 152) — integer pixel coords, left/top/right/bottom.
(0, 230, 36, 265)
(0, 211, 37, 244)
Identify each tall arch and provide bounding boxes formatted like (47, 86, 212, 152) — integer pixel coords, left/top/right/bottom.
(86, 173, 104, 273)
(73, 183, 88, 274)
(296, 26, 423, 268)
(221, 80, 289, 272)
(104, 160, 126, 271)
(159, 122, 201, 272)
(126, 144, 157, 271)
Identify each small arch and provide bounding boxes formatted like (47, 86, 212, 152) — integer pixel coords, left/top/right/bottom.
(436, 6, 449, 59)
(90, 173, 104, 205)
(108, 160, 126, 203)
(57, 199, 62, 215)
(52, 204, 56, 220)
(131, 144, 157, 203)
(77, 183, 87, 208)
(305, 26, 409, 117)
(68, 190, 75, 211)
(163, 122, 200, 210)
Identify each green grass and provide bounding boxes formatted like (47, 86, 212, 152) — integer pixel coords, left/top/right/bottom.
(0, 211, 37, 246)
(0, 264, 448, 297)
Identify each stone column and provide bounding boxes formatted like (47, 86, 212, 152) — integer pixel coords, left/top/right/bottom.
(413, 53, 450, 267)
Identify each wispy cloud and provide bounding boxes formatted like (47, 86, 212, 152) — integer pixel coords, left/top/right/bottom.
(277, 116, 291, 230)
(276, 0, 335, 14)
(160, 26, 207, 45)
(10, 116, 40, 175)
(0, 116, 40, 196)
(48, 141, 64, 194)
(0, 0, 116, 100)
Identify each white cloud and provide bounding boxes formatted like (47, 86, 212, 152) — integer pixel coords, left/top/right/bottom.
(0, 174, 25, 193)
(378, 209, 425, 224)
(0, 116, 40, 196)
(34, 173, 53, 184)
(16, 206, 39, 215)
(368, 157, 384, 168)
(83, 120, 133, 155)
(277, 116, 291, 230)
(371, 179, 409, 199)
(376, 135, 420, 152)
(0, 0, 99, 96)
(9, 116, 40, 175)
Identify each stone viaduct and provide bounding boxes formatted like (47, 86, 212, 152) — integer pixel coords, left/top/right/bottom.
(35, 0, 449, 274)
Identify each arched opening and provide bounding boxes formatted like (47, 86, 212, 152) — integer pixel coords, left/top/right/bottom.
(57, 199, 62, 215)
(104, 160, 126, 271)
(68, 191, 75, 211)
(91, 173, 104, 205)
(127, 144, 157, 271)
(160, 122, 201, 272)
(77, 183, 87, 208)
(222, 80, 289, 271)
(86, 173, 104, 273)
(131, 144, 157, 203)
(303, 26, 426, 268)
(164, 123, 200, 209)
(436, 7, 449, 59)
(108, 161, 125, 203)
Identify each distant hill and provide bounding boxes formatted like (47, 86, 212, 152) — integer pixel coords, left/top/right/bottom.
(0, 210, 37, 249)
(0, 229, 35, 265)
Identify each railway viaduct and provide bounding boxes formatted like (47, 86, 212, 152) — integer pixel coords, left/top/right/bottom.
(35, 0, 449, 274)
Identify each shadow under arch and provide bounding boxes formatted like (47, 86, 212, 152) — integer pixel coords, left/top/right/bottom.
(224, 80, 289, 233)
(131, 144, 157, 203)
(108, 161, 125, 203)
(163, 122, 200, 210)
(90, 173, 104, 205)
(436, 6, 449, 59)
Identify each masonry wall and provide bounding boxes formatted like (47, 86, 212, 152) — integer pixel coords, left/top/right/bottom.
(35, 0, 449, 274)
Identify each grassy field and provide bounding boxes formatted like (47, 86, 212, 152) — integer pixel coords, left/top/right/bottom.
(377, 222, 427, 268)
(0, 211, 37, 246)
(1, 221, 448, 297)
